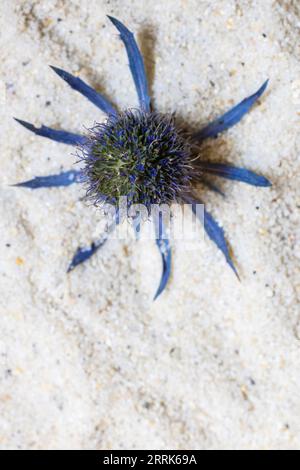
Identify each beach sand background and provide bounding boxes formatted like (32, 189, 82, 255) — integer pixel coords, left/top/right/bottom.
(0, 0, 299, 449)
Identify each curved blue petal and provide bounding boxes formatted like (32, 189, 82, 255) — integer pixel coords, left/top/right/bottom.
(199, 162, 271, 187)
(108, 16, 151, 112)
(154, 219, 172, 300)
(14, 118, 86, 146)
(50, 66, 117, 116)
(67, 242, 103, 272)
(191, 202, 239, 279)
(67, 220, 117, 272)
(193, 80, 269, 141)
(13, 170, 81, 189)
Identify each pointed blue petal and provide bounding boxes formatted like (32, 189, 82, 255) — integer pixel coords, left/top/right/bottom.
(199, 162, 272, 187)
(67, 221, 117, 272)
(50, 66, 117, 116)
(193, 80, 269, 141)
(154, 238, 172, 300)
(14, 118, 85, 146)
(14, 170, 82, 189)
(191, 202, 239, 279)
(154, 218, 172, 300)
(108, 16, 151, 112)
(67, 242, 102, 272)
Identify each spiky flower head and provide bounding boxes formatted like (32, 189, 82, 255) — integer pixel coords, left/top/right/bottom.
(78, 110, 192, 212)
(14, 15, 271, 299)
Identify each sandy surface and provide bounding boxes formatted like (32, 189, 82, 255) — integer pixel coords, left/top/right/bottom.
(0, 0, 299, 450)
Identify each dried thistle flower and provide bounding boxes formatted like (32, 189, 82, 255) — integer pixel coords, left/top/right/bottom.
(14, 16, 271, 300)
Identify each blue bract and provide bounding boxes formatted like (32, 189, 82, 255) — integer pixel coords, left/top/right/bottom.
(14, 16, 271, 300)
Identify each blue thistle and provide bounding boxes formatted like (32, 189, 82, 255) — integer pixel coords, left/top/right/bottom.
(14, 16, 271, 300)
(78, 110, 192, 211)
